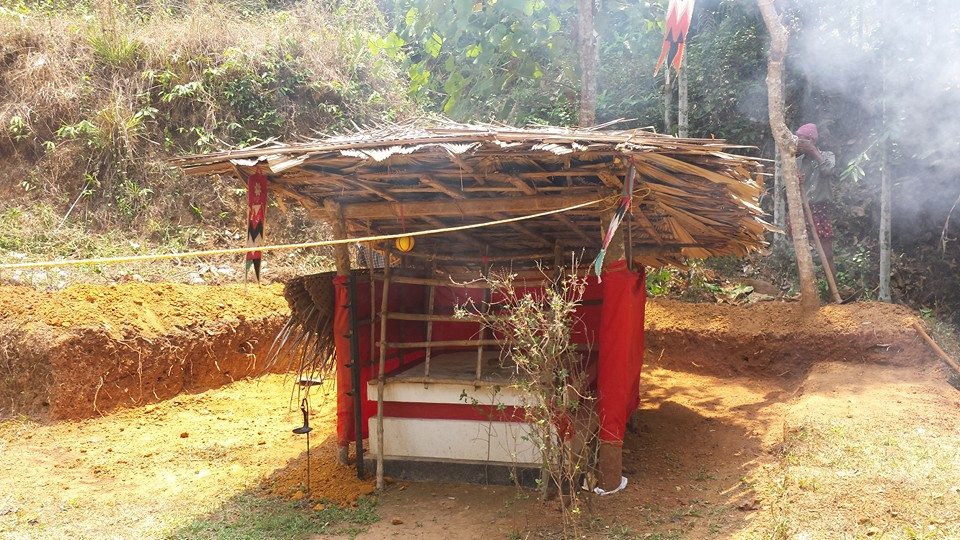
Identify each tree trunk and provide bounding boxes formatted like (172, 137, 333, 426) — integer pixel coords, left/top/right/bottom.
(577, 0, 598, 127)
(878, 0, 892, 302)
(879, 150, 892, 302)
(773, 145, 786, 247)
(757, 1, 819, 313)
(678, 54, 689, 137)
(663, 69, 672, 134)
(878, 112, 892, 303)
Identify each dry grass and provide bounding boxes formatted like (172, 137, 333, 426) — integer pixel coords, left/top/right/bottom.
(751, 362, 960, 539)
(0, 0, 412, 281)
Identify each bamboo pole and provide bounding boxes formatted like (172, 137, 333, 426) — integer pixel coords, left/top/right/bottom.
(913, 322, 960, 375)
(382, 339, 503, 349)
(394, 249, 555, 263)
(800, 194, 842, 303)
(424, 277, 436, 377)
(375, 259, 391, 491)
(340, 192, 602, 219)
(387, 312, 484, 323)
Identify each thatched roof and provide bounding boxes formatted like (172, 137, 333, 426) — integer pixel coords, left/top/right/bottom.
(173, 122, 771, 267)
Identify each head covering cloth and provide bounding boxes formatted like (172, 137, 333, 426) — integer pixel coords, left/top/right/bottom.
(795, 123, 823, 163)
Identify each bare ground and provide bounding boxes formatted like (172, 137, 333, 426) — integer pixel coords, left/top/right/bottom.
(2, 293, 958, 539)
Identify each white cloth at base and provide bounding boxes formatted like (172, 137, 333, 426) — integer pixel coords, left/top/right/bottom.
(592, 476, 628, 496)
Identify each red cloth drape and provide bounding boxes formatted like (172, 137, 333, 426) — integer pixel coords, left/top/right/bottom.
(332, 277, 354, 447)
(596, 261, 647, 443)
(333, 275, 427, 447)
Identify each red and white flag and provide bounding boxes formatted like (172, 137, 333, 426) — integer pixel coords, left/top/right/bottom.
(654, 0, 695, 76)
(245, 169, 268, 282)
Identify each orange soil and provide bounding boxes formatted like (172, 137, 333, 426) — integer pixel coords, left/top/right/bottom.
(1, 284, 951, 539)
(0, 283, 291, 419)
(0, 282, 287, 339)
(646, 298, 919, 335)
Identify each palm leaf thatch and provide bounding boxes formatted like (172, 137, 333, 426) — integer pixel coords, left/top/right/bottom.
(173, 120, 772, 268)
(262, 271, 337, 385)
(176, 121, 772, 381)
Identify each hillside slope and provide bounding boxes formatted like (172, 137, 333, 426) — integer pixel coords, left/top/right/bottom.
(0, 0, 413, 287)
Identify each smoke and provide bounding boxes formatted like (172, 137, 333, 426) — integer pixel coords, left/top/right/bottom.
(790, 0, 960, 238)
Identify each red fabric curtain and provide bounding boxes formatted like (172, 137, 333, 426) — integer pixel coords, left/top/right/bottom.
(596, 261, 647, 443)
(332, 276, 427, 447)
(332, 266, 646, 447)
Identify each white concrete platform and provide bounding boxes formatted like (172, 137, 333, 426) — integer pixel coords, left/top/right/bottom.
(367, 350, 541, 468)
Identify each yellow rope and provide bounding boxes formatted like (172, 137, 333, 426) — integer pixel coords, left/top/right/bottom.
(0, 198, 604, 271)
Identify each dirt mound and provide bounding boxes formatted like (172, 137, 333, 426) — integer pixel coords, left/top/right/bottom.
(258, 436, 376, 506)
(0, 283, 287, 338)
(645, 300, 927, 378)
(0, 283, 290, 419)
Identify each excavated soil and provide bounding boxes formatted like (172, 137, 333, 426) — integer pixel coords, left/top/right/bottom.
(0, 283, 290, 419)
(645, 299, 927, 377)
(364, 302, 953, 540)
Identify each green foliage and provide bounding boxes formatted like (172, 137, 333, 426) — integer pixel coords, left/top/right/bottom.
(389, 0, 577, 121)
(56, 119, 103, 147)
(383, 0, 768, 139)
(88, 30, 141, 68)
(0, 0, 412, 247)
(646, 267, 681, 296)
(680, 3, 768, 140)
(7, 115, 30, 141)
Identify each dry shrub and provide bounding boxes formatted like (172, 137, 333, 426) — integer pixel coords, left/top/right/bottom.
(465, 266, 598, 537)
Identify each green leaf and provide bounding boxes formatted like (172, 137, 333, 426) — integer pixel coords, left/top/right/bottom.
(424, 32, 444, 58)
(404, 6, 419, 27)
(547, 13, 561, 33)
(442, 95, 457, 114)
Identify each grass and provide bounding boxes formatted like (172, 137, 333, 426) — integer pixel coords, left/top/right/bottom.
(166, 494, 379, 540)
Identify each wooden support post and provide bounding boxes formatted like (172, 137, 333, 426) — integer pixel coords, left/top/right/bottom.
(324, 199, 352, 467)
(597, 193, 628, 493)
(801, 193, 842, 303)
(600, 198, 627, 264)
(424, 263, 437, 378)
(376, 260, 391, 491)
(324, 200, 351, 276)
(913, 322, 960, 376)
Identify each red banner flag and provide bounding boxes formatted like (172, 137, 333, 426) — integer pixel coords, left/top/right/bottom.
(245, 169, 268, 282)
(654, 0, 695, 76)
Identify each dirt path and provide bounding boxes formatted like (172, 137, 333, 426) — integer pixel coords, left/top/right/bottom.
(3, 352, 956, 539)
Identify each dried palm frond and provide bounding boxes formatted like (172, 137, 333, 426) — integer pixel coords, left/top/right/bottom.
(263, 271, 337, 392)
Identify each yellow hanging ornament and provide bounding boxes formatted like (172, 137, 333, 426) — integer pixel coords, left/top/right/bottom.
(394, 236, 415, 253)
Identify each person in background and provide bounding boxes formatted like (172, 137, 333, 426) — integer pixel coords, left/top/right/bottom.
(796, 123, 837, 272)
